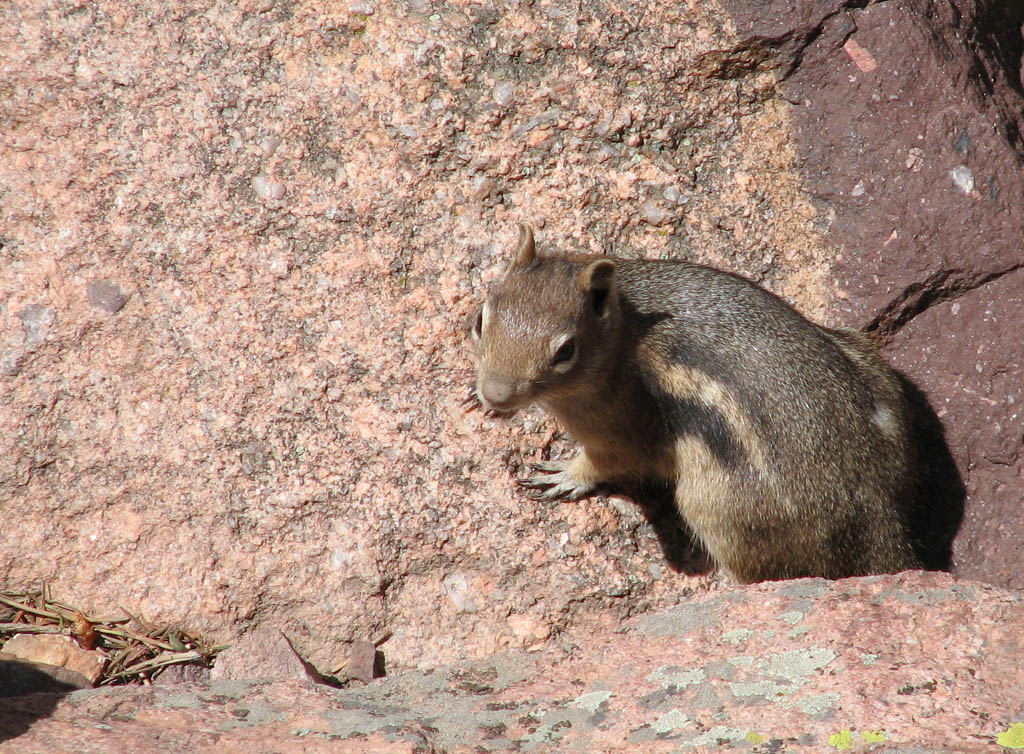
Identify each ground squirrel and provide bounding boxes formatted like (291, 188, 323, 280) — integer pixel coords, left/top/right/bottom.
(470, 225, 922, 582)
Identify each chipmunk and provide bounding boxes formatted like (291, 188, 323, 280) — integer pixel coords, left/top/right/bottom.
(470, 224, 922, 582)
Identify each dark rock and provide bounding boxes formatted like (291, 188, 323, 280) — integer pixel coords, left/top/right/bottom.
(347, 639, 385, 684)
(720, 0, 1024, 588)
(87, 279, 130, 314)
(888, 269, 1024, 589)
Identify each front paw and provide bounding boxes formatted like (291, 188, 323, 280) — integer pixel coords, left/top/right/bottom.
(520, 460, 597, 502)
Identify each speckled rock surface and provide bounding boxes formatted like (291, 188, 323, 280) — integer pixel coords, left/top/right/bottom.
(209, 626, 320, 683)
(0, 0, 832, 674)
(1, 0, 1021, 687)
(2, 574, 1022, 753)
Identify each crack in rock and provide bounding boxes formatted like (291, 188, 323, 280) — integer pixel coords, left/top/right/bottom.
(698, 0, 871, 81)
(866, 264, 1024, 339)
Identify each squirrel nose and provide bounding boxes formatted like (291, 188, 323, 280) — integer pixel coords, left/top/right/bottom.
(479, 377, 516, 409)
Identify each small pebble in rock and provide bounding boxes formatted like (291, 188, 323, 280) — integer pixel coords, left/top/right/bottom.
(472, 176, 496, 201)
(260, 135, 281, 157)
(1, 350, 23, 377)
(905, 147, 924, 172)
(950, 165, 974, 194)
(594, 108, 631, 138)
(492, 81, 515, 107)
(252, 175, 285, 201)
(268, 256, 290, 279)
(595, 144, 617, 163)
(442, 572, 479, 613)
(641, 198, 669, 226)
(87, 279, 130, 314)
(19, 304, 55, 346)
(348, 640, 384, 684)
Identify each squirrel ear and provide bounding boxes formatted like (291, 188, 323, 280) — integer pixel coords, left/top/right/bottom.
(578, 259, 616, 293)
(514, 224, 536, 266)
(578, 259, 616, 316)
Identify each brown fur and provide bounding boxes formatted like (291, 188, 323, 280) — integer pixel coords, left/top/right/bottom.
(471, 225, 922, 582)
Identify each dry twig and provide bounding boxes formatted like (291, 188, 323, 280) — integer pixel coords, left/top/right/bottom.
(0, 588, 226, 686)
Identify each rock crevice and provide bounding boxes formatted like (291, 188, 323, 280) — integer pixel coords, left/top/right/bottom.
(867, 263, 1024, 339)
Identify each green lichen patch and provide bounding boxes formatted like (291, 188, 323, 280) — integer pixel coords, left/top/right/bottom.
(998, 722, 1024, 749)
(828, 729, 854, 750)
(570, 690, 612, 713)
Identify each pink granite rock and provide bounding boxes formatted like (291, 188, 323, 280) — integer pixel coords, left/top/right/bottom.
(1, 574, 1021, 753)
(210, 627, 320, 684)
(0, 652, 93, 697)
(1, 635, 106, 685)
(0, 0, 828, 674)
(0, 0, 1021, 688)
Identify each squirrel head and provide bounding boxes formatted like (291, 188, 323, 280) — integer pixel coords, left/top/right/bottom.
(471, 224, 620, 412)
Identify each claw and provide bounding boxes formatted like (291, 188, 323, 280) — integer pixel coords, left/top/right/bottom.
(525, 487, 558, 502)
(518, 460, 596, 502)
(462, 385, 481, 412)
(529, 461, 566, 474)
(462, 386, 501, 417)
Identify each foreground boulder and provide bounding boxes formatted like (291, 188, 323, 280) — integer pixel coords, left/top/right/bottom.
(2, 573, 1021, 753)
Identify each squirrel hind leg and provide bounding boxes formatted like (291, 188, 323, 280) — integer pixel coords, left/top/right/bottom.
(519, 452, 605, 501)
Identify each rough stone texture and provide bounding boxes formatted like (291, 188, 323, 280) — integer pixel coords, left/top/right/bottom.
(0, 0, 829, 674)
(153, 661, 211, 685)
(209, 626, 320, 684)
(888, 270, 1024, 588)
(718, 0, 1024, 586)
(0, 0, 1021, 691)
(1, 574, 1022, 753)
(1, 635, 106, 685)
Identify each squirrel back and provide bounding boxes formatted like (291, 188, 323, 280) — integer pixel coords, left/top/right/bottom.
(472, 225, 921, 582)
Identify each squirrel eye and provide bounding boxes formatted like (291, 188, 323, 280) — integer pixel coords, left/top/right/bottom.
(551, 337, 576, 367)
